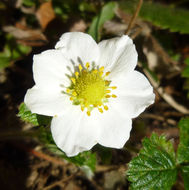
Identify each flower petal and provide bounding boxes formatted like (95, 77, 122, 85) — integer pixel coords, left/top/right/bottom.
(96, 106, 132, 148)
(51, 108, 101, 157)
(33, 49, 70, 91)
(24, 85, 70, 116)
(111, 70, 155, 118)
(55, 32, 99, 68)
(98, 35, 137, 78)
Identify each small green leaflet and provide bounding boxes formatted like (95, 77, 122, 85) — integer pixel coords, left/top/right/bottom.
(119, 1, 189, 34)
(18, 103, 51, 126)
(177, 117, 189, 164)
(181, 165, 189, 189)
(88, 2, 117, 42)
(127, 133, 177, 190)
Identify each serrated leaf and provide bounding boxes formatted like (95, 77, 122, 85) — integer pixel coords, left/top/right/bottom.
(18, 103, 51, 126)
(177, 117, 189, 164)
(88, 2, 117, 41)
(127, 133, 177, 190)
(119, 1, 189, 34)
(181, 165, 189, 189)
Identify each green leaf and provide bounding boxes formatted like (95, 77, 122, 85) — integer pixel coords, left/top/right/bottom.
(182, 58, 189, 78)
(127, 133, 177, 190)
(18, 103, 51, 126)
(11, 44, 31, 60)
(119, 1, 189, 34)
(88, 2, 117, 41)
(0, 54, 10, 69)
(181, 165, 189, 189)
(177, 117, 189, 164)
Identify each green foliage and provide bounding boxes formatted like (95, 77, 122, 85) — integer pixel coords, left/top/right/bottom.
(88, 2, 117, 41)
(181, 165, 189, 189)
(18, 103, 51, 126)
(0, 35, 31, 69)
(119, 1, 189, 34)
(38, 127, 96, 172)
(127, 133, 177, 190)
(182, 58, 189, 98)
(177, 117, 189, 164)
(22, 0, 38, 7)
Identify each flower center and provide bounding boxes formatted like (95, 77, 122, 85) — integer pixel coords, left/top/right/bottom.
(64, 62, 117, 116)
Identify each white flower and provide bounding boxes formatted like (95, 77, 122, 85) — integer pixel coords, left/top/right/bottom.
(24, 32, 155, 157)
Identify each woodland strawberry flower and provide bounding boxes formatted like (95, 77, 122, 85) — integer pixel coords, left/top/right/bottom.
(24, 32, 155, 157)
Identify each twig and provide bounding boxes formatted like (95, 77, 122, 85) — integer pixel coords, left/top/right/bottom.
(43, 169, 80, 190)
(125, 0, 143, 34)
(20, 145, 67, 166)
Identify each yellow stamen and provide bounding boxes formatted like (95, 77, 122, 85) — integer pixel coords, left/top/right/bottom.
(72, 91, 77, 96)
(105, 80, 110, 85)
(70, 97, 74, 101)
(106, 90, 111, 93)
(104, 105, 108, 110)
(86, 62, 90, 69)
(79, 64, 83, 72)
(71, 77, 76, 84)
(87, 111, 91, 116)
(110, 86, 117, 89)
(106, 72, 110, 76)
(100, 71, 103, 76)
(75, 71, 79, 77)
(92, 69, 98, 74)
(112, 94, 117, 98)
(98, 102, 102, 106)
(66, 89, 70, 93)
(98, 108, 103, 113)
(99, 66, 104, 72)
(81, 107, 84, 112)
(105, 95, 111, 98)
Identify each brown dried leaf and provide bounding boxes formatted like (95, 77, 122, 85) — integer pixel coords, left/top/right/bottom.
(36, 1, 55, 30)
(3, 25, 47, 46)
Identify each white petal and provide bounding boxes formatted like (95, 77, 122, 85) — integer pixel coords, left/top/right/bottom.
(55, 32, 99, 68)
(111, 70, 155, 118)
(33, 49, 70, 91)
(98, 35, 138, 78)
(51, 107, 101, 157)
(24, 85, 71, 116)
(96, 106, 132, 148)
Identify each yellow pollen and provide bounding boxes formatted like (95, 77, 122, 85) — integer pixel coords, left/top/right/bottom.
(106, 72, 110, 76)
(66, 89, 70, 93)
(71, 77, 76, 84)
(111, 86, 117, 89)
(86, 62, 90, 69)
(99, 66, 104, 72)
(79, 64, 83, 72)
(75, 71, 79, 77)
(100, 71, 104, 76)
(87, 111, 91, 116)
(105, 80, 110, 85)
(72, 91, 77, 96)
(65, 63, 116, 116)
(98, 108, 103, 113)
(104, 105, 108, 110)
(106, 90, 111, 93)
(105, 95, 111, 98)
(98, 102, 102, 106)
(92, 69, 98, 74)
